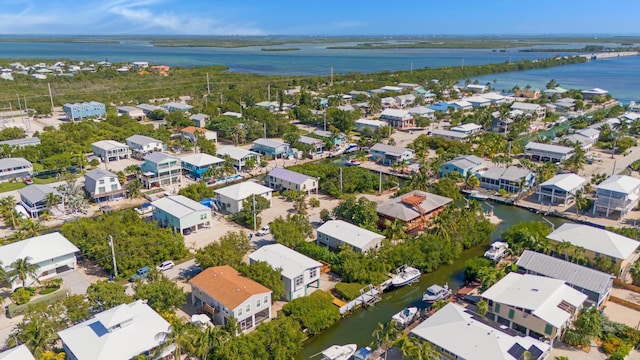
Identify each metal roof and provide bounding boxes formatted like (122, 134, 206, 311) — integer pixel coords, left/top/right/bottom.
(317, 220, 384, 250)
(85, 169, 117, 181)
(0, 344, 35, 360)
(430, 129, 468, 139)
(268, 168, 312, 185)
(217, 146, 259, 161)
(18, 184, 58, 205)
(516, 250, 613, 297)
(376, 190, 452, 221)
(180, 153, 224, 167)
(126, 135, 161, 147)
(444, 155, 484, 171)
(0, 232, 79, 269)
(525, 142, 574, 155)
(0, 157, 31, 170)
(0, 137, 40, 147)
(252, 138, 289, 149)
(548, 223, 640, 260)
(143, 152, 176, 164)
(215, 181, 273, 201)
(597, 175, 640, 194)
(92, 140, 128, 151)
(249, 244, 321, 280)
(152, 195, 209, 218)
(539, 173, 586, 192)
(369, 143, 412, 156)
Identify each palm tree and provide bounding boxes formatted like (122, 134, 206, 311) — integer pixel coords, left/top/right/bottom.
(45, 192, 61, 213)
(0, 196, 18, 229)
(154, 318, 195, 360)
(126, 179, 144, 200)
(630, 261, 640, 286)
(7, 257, 40, 289)
(554, 241, 573, 261)
(384, 219, 407, 242)
(397, 335, 440, 360)
(371, 321, 401, 360)
(14, 218, 44, 240)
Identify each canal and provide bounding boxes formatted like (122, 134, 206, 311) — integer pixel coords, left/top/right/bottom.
(296, 203, 567, 359)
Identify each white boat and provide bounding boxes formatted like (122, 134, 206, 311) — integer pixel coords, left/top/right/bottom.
(345, 159, 361, 166)
(318, 344, 358, 360)
(391, 307, 419, 328)
(466, 190, 489, 201)
(484, 241, 509, 262)
(391, 265, 421, 287)
(422, 283, 452, 303)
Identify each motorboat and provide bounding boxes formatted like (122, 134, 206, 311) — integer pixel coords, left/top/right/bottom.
(317, 344, 358, 360)
(391, 265, 421, 287)
(465, 190, 489, 201)
(391, 307, 419, 328)
(422, 283, 452, 303)
(345, 159, 361, 166)
(484, 241, 509, 262)
(353, 347, 373, 360)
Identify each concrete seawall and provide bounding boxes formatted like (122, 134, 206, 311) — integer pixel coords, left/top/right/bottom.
(580, 51, 639, 60)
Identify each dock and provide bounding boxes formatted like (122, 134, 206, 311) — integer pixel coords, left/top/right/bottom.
(579, 51, 638, 60)
(339, 284, 382, 315)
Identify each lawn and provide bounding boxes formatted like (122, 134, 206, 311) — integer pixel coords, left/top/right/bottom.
(0, 181, 25, 194)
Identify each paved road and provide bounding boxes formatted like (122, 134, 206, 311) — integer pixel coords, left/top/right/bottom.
(163, 259, 201, 281)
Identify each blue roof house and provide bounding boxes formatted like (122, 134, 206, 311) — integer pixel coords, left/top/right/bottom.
(251, 138, 290, 158)
(140, 152, 182, 189)
(440, 155, 486, 178)
(63, 101, 106, 121)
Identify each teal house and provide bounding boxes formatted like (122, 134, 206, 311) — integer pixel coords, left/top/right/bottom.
(440, 155, 485, 178)
(313, 130, 346, 147)
(140, 152, 182, 189)
(152, 195, 211, 235)
(181, 153, 225, 179)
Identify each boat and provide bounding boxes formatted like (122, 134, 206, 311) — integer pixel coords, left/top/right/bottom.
(391, 265, 421, 287)
(484, 241, 509, 262)
(391, 307, 419, 328)
(422, 283, 452, 303)
(353, 347, 373, 360)
(466, 190, 489, 201)
(316, 344, 358, 360)
(345, 159, 361, 166)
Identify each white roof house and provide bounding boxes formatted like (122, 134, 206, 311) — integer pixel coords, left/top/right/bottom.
(317, 220, 385, 253)
(594, 175, 640, 218)
(482, 273, 588, 330)
(0, 345, 35, 360)
(181, 153, 224, 168)
(355, 119, 388, 131)
(58, 300, 171, 360)
(215, 181, 273, 214)
(411, 303, 550, 360)
(450, 122, 482, 135)
(0, 232, 79, 289)
(216, 146, 260, 170)
(125, 135, 163, 153)
(537, 173, 587, 206)
(547, 223, 640, 263)
(597, 175, 640, 194)
(152, 195, 211, 234)
(539, 173, 586, 192)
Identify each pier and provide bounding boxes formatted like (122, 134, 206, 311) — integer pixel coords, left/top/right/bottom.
(579, 51, 638, 60)
(339, 284, 382, 315)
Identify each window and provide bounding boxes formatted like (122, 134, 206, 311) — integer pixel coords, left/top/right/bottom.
(294, 275, 304, 290)
(99, 179, 105, 185)
(309, 268, 317, 279)
(508, 309, 515, 320)
(237, 307, 243, 316)
(264, 296, 268, 304)
(494, 303, 501, 313)
(544, 324, 553, 336)
(246, 304, 250, 313)
(98, 187, 105, 193)
(256, 298, 261, 308)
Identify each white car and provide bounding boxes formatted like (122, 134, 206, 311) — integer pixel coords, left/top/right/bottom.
(156, 261, 175, 272)
(256, 226, 270, 236)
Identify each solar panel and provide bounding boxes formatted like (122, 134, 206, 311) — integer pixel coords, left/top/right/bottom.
(528, 345, 544, 359)
(507, 343, 525, 359)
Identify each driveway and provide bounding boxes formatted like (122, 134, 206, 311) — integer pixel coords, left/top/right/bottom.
(163, 259, 202, 281)
(59, 269, 90, 295)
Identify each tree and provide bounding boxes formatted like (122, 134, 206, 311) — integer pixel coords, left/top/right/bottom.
(195, 231, 251, 268)
(253, 316, 304, 360)
(0, 196, 19, 229)
(630, 261, 640, 286)
(232, 195, 269, 229)
(126, 178, 144, 199)
(86, 280, 133, 312)
(464, 257, 494, 283)
(383, 219, 407, 242)
(134, 274, 186, 313)
(371, 321, 401, 360)
(476, 299, 489, 316)
(7, 257, 40, 289)
(155, 313, 195, 359)
(237, 261, 284, 301)
(477, 266, 506, 291)
(397, 334, 440, 360)
(270, 214, 313, 248)
(333, 195, 379, 231)
(282, 291, 340, 336)
(546, 79, 559, 89)
(320, 209, 332, 223)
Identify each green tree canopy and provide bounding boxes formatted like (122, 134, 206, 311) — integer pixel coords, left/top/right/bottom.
(195, 231, 251, 269)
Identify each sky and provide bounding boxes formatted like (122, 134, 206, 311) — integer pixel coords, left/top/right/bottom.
(1, 0, 640, 36)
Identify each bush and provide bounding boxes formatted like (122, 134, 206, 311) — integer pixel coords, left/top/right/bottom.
(282, 291, 340, 336)
(6, 289, 66, 318)
(309, 198, 320, 208)
(11, 288, 32, 305)
(334, 282, 366, 301)
(39, 287, 59, 295)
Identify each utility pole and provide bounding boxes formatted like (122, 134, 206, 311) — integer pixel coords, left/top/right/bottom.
(206, 73, 210, 95)
(410, 62, 413, 74)
(461, 59, 464, 69)
(339, 166, 343, 193)
(323, 112, 327, 131)
(267, 84, 271, 102)
(252, 194, 257, 232)
(330, 67, 334, 86)
(47, 83, 54, 115)
(379, 166, 383, 195)
(16, 94, 22, 113)
(263, 122, 267, 138)
(108, 235, 118, 277)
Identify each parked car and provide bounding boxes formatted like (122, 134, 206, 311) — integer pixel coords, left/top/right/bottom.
(129, 266, 150, 282)
(183, 228, 192, 236)
(256, 226, 270, 236)
(24, 177, 33, 185)
(157, 261, 175, 272)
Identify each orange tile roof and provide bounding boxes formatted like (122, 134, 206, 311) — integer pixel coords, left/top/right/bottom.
(189, 265, 271, 309)
(181, 126, 205, 134)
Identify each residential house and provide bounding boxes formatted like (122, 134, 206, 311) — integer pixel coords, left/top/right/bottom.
(255, 101, 279, 112)
(140, 152, 181, 189)
(222, 111, 243, 118)
(251, 138, 290, 158)
(407, 106, 435, 119)
(313, 130, 346, 148)
(466, 84, 488, 93)
(380, 85, 403, 92)
(63, 101, 106, 121)
(411, 303, 550, 360)
(514, 88, 541, 99)
(368, 143, 414, 166)
(136, 103, 160, 115)
(317, 220, 384, 253)
(298, 135, 325, 153)
(58, 300, 171, 360)
(576, 128, 600, 141)
(479, 92, 510, 105)
(440, 155, 485, 178)
(557, 133, 595, 151)
(337, 104, 355, 112)
(395, 94, 416, 107)
(377, 191, 453, 234)
(544, 86, 568, 96)
(162, 102, 192, 112)
(84, 169, 126, 201)
(215, 181, 273, 214)
(593, 175, 640, 217)
(249, 244, 321, 301)
(150, 65, 170, 76)
(554, 98, 576, 113)
(0, 157, 32, 182)
(268, 168, 318, 194)
(0, 232, 79, 289)
(381, 97, 397, 109)
(355, 119, 387, 132)
(92, 140, 131, 163)
(0, 137, 40, 148)
(181, 126, 217, 143)
(479, 166, 535, 193)
(547, 223, 640, 275)
(181, 153, 224, 179)
(217, 146, 261, 171)
(464, 96, 492, 108)
(524, 142, 574, 162)
(517, 250, 614, 308)
(189, 113, 210, 128)
(18, 184, 59, 218)
(0, 345, 35, 360)
(428, 102, 454, 113)
(430, 129, 469, 142)
(398, 83, 421, 90)
(152, 195, 210, 234)
(450, 122, 482, 135)
(581, 88, 609, 100)
(448, 100, 473, 111)
(126, 135, 164, 154)
(536, 173, 587, 206)
(481, 273, 588, 339)
(380, 109, 414, 129)
(132, 61, 148, 69)
(190, 265, 272, 333)
(116, 106, 145, 120)
(511, 102, 546, 119)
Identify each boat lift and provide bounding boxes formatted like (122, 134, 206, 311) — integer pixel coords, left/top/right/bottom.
(339, 284, 382, 315)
